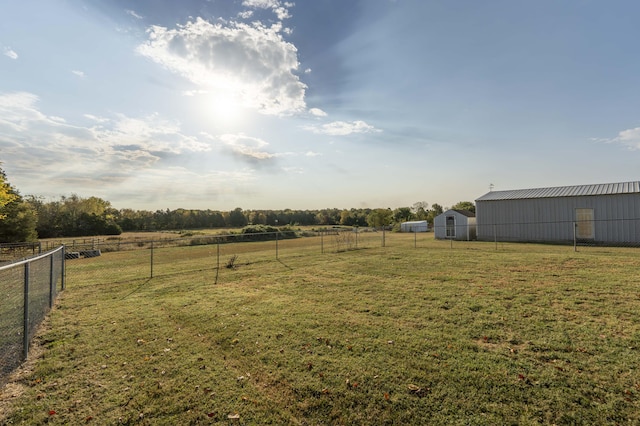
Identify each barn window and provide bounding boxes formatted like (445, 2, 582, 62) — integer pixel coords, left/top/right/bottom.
(446, 216, 455, 238)
(575, 208, 594, 239)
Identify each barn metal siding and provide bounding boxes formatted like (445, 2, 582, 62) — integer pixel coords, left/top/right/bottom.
(476, 193, 640, 244)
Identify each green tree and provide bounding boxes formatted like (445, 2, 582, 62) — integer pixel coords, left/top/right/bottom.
(228, 207, 248, 227)
(366, 208, 393, 228)
(0, 168, 18, 220)
(0, 199, 38, 242)
(412, 201, 429, 220)
(0, 169, 37, 242)
(393, 207, 413, 223)
(26, 194, 121, 237)
(426, 203, 444, 226)
(451, 201, 476, 214)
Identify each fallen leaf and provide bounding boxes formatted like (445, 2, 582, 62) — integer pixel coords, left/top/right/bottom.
(384, 392, 390, 400)
(48, 410, 56, 416)
(228, 413, 240, 419)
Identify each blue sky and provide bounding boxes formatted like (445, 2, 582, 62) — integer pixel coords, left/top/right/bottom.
(1, 0, 639, 211)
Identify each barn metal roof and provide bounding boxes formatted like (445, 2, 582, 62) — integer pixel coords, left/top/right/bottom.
(476, 181, 640, 201)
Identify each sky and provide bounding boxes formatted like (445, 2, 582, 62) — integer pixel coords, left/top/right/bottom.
(1, 0, 640, 212)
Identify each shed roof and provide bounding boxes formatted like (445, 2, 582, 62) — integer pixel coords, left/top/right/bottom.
(476, 181, 640, 202)
(450, 209, 475, 217)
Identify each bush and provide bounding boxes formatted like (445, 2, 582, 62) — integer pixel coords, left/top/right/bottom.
(239, 225, 297, 241)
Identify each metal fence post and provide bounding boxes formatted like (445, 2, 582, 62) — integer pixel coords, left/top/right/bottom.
(61, 245, 66, 290)
(275, 229, 279, 259)
(150, 241, 154, 278)
(23, 262, 30, 360)
(49, 254, 55, 308)
(355, 226, 358, 249)
(573, 222, 577, 252)
(321, 230, 324, 254)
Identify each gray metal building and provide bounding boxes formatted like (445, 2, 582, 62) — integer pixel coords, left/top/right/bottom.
(475, 181, 640, 244)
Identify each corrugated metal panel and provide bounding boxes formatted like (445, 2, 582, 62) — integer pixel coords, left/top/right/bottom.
(476, 191, 640, 243)
(476, 181, 640, 201)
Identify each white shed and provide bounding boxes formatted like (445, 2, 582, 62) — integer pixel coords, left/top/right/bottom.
(400, 220, 428, 232)
(434, 210, 476, 241)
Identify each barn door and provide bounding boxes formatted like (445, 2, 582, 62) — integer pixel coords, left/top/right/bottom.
(575, 208, 594, 239)
(446, 216, 455, 238)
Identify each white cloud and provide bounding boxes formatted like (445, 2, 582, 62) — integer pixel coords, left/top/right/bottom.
(242, 0, 292, 19)
(282, 166, 303, 174)
(304, 120, 382, 136)
(125, 9, 143, 19)
(305, 151, 322, 157)
(309, 107, 327, 117)
(137, 18, 306, 116)
(0, 91, 211, 181)
(604, 127, 640, 150)
(71, 70, 85, 78)
(3, 47, 18, 60)
(0, 91, 267, 207)
(84, 114, 109, 123)
(219, 133, 275, 160)
(243, 0, 280, 7)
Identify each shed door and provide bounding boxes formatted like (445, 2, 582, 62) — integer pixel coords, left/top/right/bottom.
(575, 208, 594, 239)
(446, 216, 455, 238)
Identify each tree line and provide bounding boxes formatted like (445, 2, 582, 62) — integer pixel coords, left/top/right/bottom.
(0, 167, 474, 242)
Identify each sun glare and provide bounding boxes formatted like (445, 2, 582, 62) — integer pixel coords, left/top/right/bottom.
(210, 91, 243, 122)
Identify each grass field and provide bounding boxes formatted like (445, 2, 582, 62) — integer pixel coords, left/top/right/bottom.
(2, 235, 640, 424)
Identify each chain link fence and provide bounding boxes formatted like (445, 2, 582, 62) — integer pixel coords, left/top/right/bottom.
(0, 246, 65, 388)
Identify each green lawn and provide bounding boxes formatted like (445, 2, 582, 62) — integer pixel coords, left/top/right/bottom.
(2, 235, 640, 424)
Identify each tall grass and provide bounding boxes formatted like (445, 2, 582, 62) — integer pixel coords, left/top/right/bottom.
(2, 236, 640, 424)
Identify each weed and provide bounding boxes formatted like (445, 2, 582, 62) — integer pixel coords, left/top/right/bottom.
(226, 254, 238, 268)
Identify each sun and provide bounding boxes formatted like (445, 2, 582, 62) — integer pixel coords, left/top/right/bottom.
(210, 90, 243, 122)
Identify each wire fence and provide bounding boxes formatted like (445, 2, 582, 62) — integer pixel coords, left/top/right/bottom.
(4, 222, 638, 387)
(0, 242, 42, 264)
(54, 228, 389, 280)
(0, 246, 65, 388)
(433, 217, 640, 247)
(53, 224, 630, 290)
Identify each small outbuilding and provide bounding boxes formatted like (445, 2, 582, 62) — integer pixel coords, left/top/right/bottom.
(400, 220, 428, 233)
(475, 181, 640, 244)
(434, 210, 476, 241)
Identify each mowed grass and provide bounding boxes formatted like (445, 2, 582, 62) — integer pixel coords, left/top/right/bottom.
(2, 235, 640, 425)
